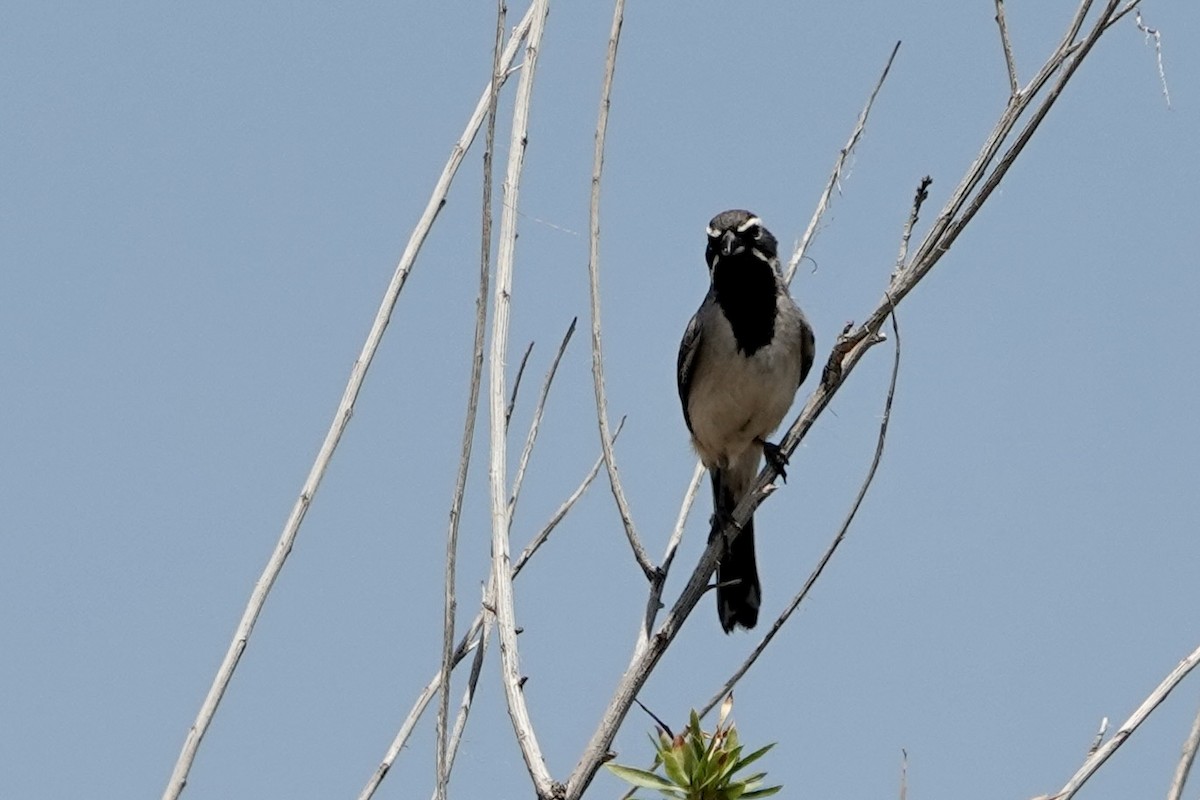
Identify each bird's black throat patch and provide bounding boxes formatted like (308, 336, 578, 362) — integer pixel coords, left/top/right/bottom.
(712, 254, 777, 356)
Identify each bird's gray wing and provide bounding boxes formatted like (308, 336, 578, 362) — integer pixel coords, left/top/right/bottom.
(796, 311, 817, 388)
(676, 309, 704, 435)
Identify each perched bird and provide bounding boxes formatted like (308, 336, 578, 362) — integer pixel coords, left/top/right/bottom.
(677, 210, 816, 632)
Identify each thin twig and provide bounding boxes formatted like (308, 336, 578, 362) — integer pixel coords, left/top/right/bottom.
(586, 0, 653, 580)
(700, 301, 901, 718)
(486, 0, 554, 794)
(506, 341, 536, 431)
(434, 586, 495, 800)
(785, 41, 901, 285)
(637, 462, 704, 655)
(899, 749, 908, 800)
(1086, 717, 1109, 757)
(585, 0, 652, 582)
(1135, 10, 1171, 109)
(435, 3, 507, 797)
(1039, 642, 1200, 800)
(1167, 699, 1200, 800)
(509, 318, 578, 515)
(995, 0, 1020, 97)
(159, 8, 538, 800)
(893, 176, 933, 278)
(660, 463, 705, 580)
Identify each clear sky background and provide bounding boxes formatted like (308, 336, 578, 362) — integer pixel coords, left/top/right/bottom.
(3, 2, 1199, 799)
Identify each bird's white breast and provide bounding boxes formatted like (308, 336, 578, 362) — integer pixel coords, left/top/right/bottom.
(687, 304, 803, 470)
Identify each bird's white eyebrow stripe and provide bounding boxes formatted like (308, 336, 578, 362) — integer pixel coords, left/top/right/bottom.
(735, 216, 762, 233)
(707, 225, 722, 239)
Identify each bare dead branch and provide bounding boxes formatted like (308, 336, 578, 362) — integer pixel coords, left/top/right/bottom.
(636, 462, 706, 655)
(784, 41, 901, 285)
(700, 302, 901, 718)
(1135, 9, 1171, 108)
(435, 4, 508, 797)
(509, 318, 578, 515)
(893, 176, 933, 277)
(506, 340, 536, 431)
(900, 749, 908, 800)
(435, 586, 495, 800)
(660, 463, 705, 580)
(158, 8, 538, 800)
(994, 0, 1020, 96)
(586, 0, 654, 581)
(486, 0, 555, 794)
(1167, 699, 1200, 800)
(1042, 642, 1200, 800)
(1086, 717, 1109, 757)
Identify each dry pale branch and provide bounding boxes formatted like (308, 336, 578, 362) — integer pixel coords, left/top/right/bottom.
(893, 177, 932, 278)
(587, 0, 654, 581)
(435, 4, 508, 797)
(784, 41, 900, 285)
(564, 4, 1138, 796)
(1135, 10, 1171, 108)
(1086, 717, 1109, 757)
(636, 462, 705, 651)
(633, 461, 705, 656)
(995, 0, 1020, 96)
(506, 341, 536, 430)
(435, 597, 492, 800)
(510, 318, 578, 516)
(1167, 699, 1200, 800)
(486, 0, 555, 795)
(1034, 641, 1200, 800)
(158, 8, 538, 799)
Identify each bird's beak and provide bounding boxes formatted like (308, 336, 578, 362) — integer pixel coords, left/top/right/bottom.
(720, 230, 740, 257)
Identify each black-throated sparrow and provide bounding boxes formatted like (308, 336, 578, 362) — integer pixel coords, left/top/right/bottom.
(677, 210, 816, 632)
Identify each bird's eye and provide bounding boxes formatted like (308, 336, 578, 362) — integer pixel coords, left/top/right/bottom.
(750, 225, 764, 241)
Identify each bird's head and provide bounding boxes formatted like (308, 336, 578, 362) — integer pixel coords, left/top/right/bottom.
(705, 209, 779, 272)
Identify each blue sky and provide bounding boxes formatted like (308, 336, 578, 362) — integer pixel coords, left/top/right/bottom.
(2, 2, 1198, 799)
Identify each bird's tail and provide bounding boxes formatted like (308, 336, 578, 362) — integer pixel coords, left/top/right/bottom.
(710, 470, 760, 632)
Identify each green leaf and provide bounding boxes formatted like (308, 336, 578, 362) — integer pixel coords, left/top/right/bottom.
(661, 745, 688, 788)
(740, 785, 783, 798)
(606, 764, 677, 792)
(732, 743, 774, 773)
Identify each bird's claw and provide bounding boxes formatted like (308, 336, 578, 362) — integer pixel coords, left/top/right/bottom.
(759, 439, 789, 481)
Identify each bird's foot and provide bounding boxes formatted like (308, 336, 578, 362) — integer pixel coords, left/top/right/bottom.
(709, 508, 741, 539)
(758, 438, 789, 481)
